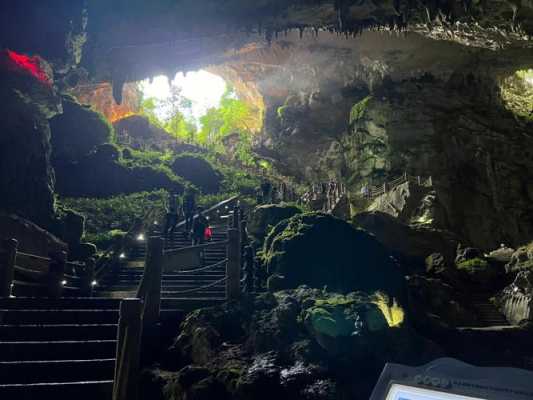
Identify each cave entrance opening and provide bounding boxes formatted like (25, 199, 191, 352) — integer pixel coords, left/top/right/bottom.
(136, 69, 260, 158)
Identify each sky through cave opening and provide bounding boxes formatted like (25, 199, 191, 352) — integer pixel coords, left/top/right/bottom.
(139, 70, 230, 125)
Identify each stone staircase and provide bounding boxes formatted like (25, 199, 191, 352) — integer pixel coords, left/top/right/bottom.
(0, 297, 121, 399)
(96, 226, 229, 311)
(458, 293, 510, 330)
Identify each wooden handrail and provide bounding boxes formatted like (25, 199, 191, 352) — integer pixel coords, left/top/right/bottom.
(136, 237, 164, 328)
(164, 240, 229, 256)
(113, 298, 142, 400)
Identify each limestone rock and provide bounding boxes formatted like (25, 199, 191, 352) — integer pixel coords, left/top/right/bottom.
(353, 211, 458, 264)
(248, 204, 302, 242)
(55, 145, 183, 197)
(50, 95, 113, 163)
(407, 275, 478, 329)
(505, 242, 533, 276)
(263, 213, 406, 300)
(0, 50, 60, 227)
(114, 115, 195, 152)
(0, 213, 66, 257)
(171, 155, 222, 194)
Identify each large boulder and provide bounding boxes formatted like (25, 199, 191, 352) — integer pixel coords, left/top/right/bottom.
(50, 95, 113, 163)
(0, 213, 66, 257)
(171, 155, 222, 194)
(0, 50, 60, 227)
(262, 213, 406, 300)
(157, 287, 437, 400)
(113, 115, 178, 152)
(248, 204, 302, 242)
(55, 144, 184, 198)
(505, 241, 533, 276)
(353, 211, 459, 264)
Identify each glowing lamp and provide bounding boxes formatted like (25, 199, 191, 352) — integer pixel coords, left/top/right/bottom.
(137, 233, 145, 242)
(61, 280, 67, 286)
(91, 280, 98, 287)
(119, 253, 126, 259)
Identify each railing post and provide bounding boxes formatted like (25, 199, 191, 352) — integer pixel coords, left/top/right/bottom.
(113, 298, 143, 400)
(383, 182, 387, 194)
(48, 251, 66, 299)
(0, 239, 17, 297)
(80, 257, 96, 297)
(138, 237, 163, 327)
(226, 229, 241, 301)
(428, 176, 433, 186)
(417, 175, 421, 185)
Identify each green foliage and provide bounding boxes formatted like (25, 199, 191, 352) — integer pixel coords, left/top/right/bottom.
(277, 105, 289, 120)
(60, 190, 169, 248)
(349, 96, 372, 124)
(500, 69, 533, 121)
(456, 257, 489, 272)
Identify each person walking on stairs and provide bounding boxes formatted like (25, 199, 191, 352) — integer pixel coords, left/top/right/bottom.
(183, 187, 197, 238)
(164, 192, 180, 237)
(191, 207, 208, 246)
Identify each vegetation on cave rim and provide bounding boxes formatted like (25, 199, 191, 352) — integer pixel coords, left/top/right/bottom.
(139, 84, 262, 168)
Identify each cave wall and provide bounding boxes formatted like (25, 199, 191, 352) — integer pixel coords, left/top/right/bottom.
(0, 52, 61, 227)
(241, 32, 533, 249)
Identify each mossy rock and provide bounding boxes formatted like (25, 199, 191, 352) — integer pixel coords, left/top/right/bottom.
(50, 95, 114, 163)
(248, 204, 302, 242)
(456, 257, 504, 287)
(262, 213, 406, 300)
(171, 154, 222, 194)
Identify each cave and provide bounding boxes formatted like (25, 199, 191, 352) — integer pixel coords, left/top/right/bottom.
(0, 1, 532, 399)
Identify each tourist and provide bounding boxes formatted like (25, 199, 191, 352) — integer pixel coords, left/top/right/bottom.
(164, 192, 180, 238)
(182, 187, 196, 238)
(191, 207, 208, 245)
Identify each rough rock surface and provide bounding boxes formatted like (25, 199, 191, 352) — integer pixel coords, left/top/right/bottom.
(505, 242, 533, 276)
(171, 155, 222, 194)
(262, 213, 405, 300)
(114, 115, 181, 152)
(0, 50, 60, 227)
(0, 213, 67, 257)
(50, 95, 113, 163)
(248, 204, 302, 242)
(149, 288, 439, 400)
(353, 211, 458, 265)
(55, 144, 184, 198)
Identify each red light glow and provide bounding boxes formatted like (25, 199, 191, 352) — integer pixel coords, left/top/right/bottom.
(4, 50, 51, 85)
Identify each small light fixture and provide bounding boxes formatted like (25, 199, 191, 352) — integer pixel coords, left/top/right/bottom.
(206, 216, 210, 220)
(119, 253, 126, 259)
(91, 280, 98, 287)
(153, 221, 158, 225)
(513, 286, 519, 293)
(61, 280, 67, 286)
(137, 233, 145, 242)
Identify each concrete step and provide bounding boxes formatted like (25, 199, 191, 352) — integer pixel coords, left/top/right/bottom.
(0, 358, 115, 384)
(0, 340, 117, 361)
(0, 380, 113, 400)
(0, 324, 117, 341)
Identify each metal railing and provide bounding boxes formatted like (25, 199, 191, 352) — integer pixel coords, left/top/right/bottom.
(112, 196, 242, 400)
(365, 173, 433, 200)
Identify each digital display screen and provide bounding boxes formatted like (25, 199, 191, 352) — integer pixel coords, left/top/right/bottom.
(386, 384, 487, 400)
